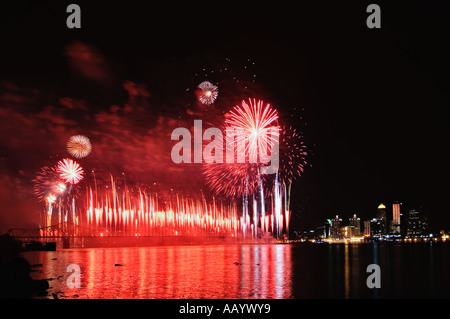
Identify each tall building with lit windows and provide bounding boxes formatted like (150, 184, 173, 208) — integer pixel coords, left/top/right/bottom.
(406, 209, 429, 237)
(349, 214, 361, 236)
(330, 215, 342, 239)
(365, 218, 382, 237)
(393, 203, 401, 225)
(377, 203, 388, 235)
(377, 203, 386, 220)
(391, 202, 401, 234)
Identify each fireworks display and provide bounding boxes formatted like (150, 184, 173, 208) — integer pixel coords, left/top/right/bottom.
(33, 164, 75, 234)
(33, 175, 293, 239)
(30, 63, 308, 242)
(196, 81, 219, 105)
(83, 178, 242, 237)
(33, 98, 308, 241)
(203, 98, 280, 198)
(57, 158, 84, 185)
(67, 135, 92, 158)
(201, 98, 293, 238)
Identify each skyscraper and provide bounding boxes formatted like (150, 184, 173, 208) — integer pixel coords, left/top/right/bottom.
(393, 203, 400, 225)
(330, 215, 342, 239)
(364, 218, 382, 237)
(377, 203, 386, 220)
(391, 202, 401, 234)
(349, 214, 361, 236)
(377, 203, 388, 235)
(364, 220, 371, 236)
(406, 209, 429, 237)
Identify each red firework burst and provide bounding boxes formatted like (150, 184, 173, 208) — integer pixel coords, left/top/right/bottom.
(33, 165, 65, 201)
(225, 98, 280, 163)
(57, 158, 84, 184)
(67, 135, 92, 158)
(203, 162, 265, 198)
(196, 81, 219, 105)
(277, 126, 309, 184)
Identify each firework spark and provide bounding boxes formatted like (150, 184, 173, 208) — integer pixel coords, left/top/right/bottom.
(57, 158, 84, 184)
(196, 81, 218, 105)
(67, 135, 92, 158)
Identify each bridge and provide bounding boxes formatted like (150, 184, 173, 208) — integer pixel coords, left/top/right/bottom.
(7, 224, 87, 239)
(6, 223, 242, 240)
(6, 224, 253, 249)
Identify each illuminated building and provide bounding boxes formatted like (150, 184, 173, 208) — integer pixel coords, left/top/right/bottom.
(364, 218, 382, 237)
(341, 226, 354, 238)
(349, 214, 361, 236)
(377, 203, 388, 235)
(391, 202, 401, 235)
(316, 220, 331, 239)
(393, 203, 400, 225)
(330, 215, 342, 239)
(406, 209, 429, 237)
(364, 220, 371, 236)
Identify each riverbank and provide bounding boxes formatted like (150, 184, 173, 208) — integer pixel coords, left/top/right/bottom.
(0, 234, 50, 298)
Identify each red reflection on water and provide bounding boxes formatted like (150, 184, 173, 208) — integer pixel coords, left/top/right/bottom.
(27, 244, 293, 299)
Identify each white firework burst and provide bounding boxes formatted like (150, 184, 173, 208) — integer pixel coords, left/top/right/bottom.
(67, 135, 92, 158)
(197, 81, 218, 105)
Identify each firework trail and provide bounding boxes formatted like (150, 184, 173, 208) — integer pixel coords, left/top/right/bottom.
(57, 158, 84, 185)
(82, 176, 245, 237)
(67, 135, 92, 158)
(196, 81, 218, 105)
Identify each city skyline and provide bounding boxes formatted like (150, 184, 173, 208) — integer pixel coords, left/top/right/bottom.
(295, 200, 448, 242)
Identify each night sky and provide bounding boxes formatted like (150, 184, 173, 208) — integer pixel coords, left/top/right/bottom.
(0, 1, 449, 232)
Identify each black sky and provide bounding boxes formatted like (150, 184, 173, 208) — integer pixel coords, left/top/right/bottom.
(0, 1, 449, 231)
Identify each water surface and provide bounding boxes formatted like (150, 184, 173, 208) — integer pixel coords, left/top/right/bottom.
(25, 242, 450, 299)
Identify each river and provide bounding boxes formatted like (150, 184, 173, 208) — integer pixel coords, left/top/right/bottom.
(25, 242, 450, 299)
